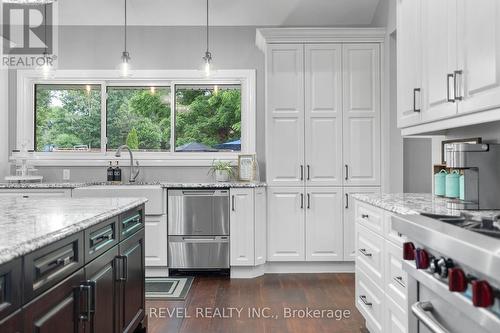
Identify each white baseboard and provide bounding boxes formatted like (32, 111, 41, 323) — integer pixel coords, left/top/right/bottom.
(230, 261, 355, 279)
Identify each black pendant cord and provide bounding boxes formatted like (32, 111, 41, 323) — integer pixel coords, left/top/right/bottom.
(44, 3, 47, 56)
(124, 0, 127, 53)
(206, 0, 209, 54)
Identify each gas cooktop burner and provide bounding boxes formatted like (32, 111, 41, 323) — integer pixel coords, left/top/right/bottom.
(421, 213, 500, 239)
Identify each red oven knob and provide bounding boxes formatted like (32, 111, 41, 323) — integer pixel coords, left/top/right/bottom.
(403, 242, 416, 260)
(415, 248, 430, 269)
(472, 280, 494, 307)
(448, 268, 468, 292)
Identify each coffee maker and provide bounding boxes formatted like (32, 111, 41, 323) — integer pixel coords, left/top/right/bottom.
(445, 143, 500, 210)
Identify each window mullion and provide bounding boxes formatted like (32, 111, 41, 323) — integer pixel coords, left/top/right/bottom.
(170, 83, 176, 153)
(100, 81, 107, 154)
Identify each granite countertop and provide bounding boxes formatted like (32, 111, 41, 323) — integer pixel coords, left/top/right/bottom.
(0, 196, 148, 265)
(351, 193, 500, 220)
(0, 181, 266, 189)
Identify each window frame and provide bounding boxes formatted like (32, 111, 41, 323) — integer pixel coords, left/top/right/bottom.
(15, 69, 256, 166)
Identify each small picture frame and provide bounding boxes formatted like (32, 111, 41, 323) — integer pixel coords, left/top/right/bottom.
(238, 154, 256, 182)
(441, 137, 482, 164)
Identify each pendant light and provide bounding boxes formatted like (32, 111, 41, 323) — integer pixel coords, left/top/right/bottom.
(120, 0, 131, 77)
(202, 0, 213, 76)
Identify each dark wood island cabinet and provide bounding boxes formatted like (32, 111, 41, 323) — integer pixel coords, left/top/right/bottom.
(0, 202, 147, 333)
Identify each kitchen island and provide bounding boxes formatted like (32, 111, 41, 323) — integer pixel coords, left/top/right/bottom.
(0, 196, 148, 333)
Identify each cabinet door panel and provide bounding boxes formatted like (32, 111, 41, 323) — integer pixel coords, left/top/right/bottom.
(305, 44, 343, 186)
(266, 44, 305, 186)
(421, 0, 458, 121)
(343, 44, 381, 186)
(305, 188, 343, 261)
(397, 0, 422, 127)
(118, 229, 145, 333)
(343, 188, 381, 260)
(457, 0, 500, 114)
(267, 187, 305, 261)
(145, 215, 167, 268)
(0, 310, 23, 333)
(254, 188, 267, 265)
(230, 188, 255, 266)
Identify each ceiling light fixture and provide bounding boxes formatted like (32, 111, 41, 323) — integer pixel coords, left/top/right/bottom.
(119, 0, 131, 77)
(202, 0, 213, 77)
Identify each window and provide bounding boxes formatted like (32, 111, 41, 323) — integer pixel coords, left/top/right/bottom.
(107, 86, 171, 152)
(175, 85, 241, 152)
(35, 84, 101, 152)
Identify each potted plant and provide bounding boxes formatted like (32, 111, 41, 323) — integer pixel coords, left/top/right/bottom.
(209, 160, 234, 182)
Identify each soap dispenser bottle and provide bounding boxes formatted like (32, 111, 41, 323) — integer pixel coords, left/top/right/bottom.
(113, 161, 122, 183)
(107, 161, 114, 182)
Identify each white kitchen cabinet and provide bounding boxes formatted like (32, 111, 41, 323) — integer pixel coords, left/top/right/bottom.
(343, 44, 381, 186)
(144, 215, 168, 267)
(305, 44, 343, 187)
(343, 187, 381, 260)
(230, 188, 255, 266)
(397, 0, 423, 128)
(266, 44, 305, 187)
(457, 0, 500, 115)
(267, 187, 305, 261)
(385, 296, 408, 333)
(421, 0, 458, 122)
(254, 187, 267, 265)
(305, 187, 343, 261)
(0, 189, 71, 197)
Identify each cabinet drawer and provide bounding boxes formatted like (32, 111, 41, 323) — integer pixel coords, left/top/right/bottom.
(356, 267, 384, 333)
(356, 224, 384, 287)
(385, 294, 407, 333)
(84, 216, 119, 263)
(0, 258, 22, 321)
(0, 309, 23, 333)
(385, 241, 407, 310)
(356, 202, 384, 235)
(23, 232, 83, 302)
(120, 205, 145, 241)
(385, 213, 407, 246)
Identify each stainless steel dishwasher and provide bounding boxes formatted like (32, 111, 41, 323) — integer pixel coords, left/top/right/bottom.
(167, 189, 229, 269)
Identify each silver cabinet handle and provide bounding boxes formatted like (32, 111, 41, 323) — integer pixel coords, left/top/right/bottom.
(300, 193, 304, 209)
(345, 164, 349, 180)
(359, 295, 372, 307)
(454, 70, 463, 101)
(307, 165, 310, 181)
(300, 165, 304, 181)
(345, 193, 349, 209)
(412, 301, 450, 333)
(447, 73, 455, 102)
(393, 276, 406, 288)
(232, 195, 235, 211)
(413, 88, 421, 112)
(358, 248, 372, 257)
(307, 193, 310, 209)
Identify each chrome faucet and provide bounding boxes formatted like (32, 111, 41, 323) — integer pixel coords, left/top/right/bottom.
(115, 145, 140, 183)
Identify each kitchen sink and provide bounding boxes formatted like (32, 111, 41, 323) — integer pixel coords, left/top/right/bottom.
(72, 184, 164, 215)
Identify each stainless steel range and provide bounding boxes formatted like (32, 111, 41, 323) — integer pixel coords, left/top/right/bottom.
(167, 189, 230, 270)
(393, 213, 500, 333)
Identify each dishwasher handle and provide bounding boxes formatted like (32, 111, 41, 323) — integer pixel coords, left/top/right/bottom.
(412, 301, 450, 333)
(169, 189, 229, 197)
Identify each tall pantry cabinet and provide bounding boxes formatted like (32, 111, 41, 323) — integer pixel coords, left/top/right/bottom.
(257, 29, 384, 263)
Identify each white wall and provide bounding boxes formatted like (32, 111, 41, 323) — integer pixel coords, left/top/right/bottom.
(0, 70, 8, 179)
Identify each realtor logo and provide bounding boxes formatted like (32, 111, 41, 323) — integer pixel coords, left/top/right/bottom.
(1, 1, 58, 68)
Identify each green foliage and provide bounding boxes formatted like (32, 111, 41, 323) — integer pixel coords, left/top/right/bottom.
(208, 160, 234, 177)
(126, 128, 139, 150)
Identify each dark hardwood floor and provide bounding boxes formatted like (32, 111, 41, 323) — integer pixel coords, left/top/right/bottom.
(146, 273, 366, 333)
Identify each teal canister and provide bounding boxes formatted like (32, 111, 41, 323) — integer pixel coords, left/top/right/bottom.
(459, 173, 465, 200)
(445, 170, 460, 198)
(434, 169, 448, 196)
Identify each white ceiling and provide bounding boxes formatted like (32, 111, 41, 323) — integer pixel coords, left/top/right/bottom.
(57, 0, 381, 26)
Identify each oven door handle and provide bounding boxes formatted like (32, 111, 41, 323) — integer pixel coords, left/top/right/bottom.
(412, 301, 450, 333)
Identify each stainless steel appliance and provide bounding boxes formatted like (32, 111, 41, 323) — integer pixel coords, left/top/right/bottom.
(445, 143, 500, 209)
(167, 189, 229, 269)
(393, 213, 500, 333)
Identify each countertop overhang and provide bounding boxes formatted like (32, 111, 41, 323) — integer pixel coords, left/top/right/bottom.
(0, 181, 266, 189)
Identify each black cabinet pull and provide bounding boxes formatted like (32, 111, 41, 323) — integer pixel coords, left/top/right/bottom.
(359, 248, 373, 257)
(359, 295, 373, 307)
(345, 193, 349, 209)
(300, 193, 304, 209)
(307, 193, 310, 209)
(232, 195, 235, 211)
(454, 70, 463, 101)
(307, 165, 310, 180)
(447, 73, 455, 102)
(413, 88, 421, 112)
(345, 164, 349, 181)
(393, 276, 406, 288)
(76, 284, 92, 322)
(300, 165, 304, 181)
(362, 214, 369, 219)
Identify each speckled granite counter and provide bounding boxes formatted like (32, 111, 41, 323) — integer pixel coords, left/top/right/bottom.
(0, 196, 147, 265)
(0, 182, 87, 189)
(351, 193, 500, 220)
(160, 181, 266, 188)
